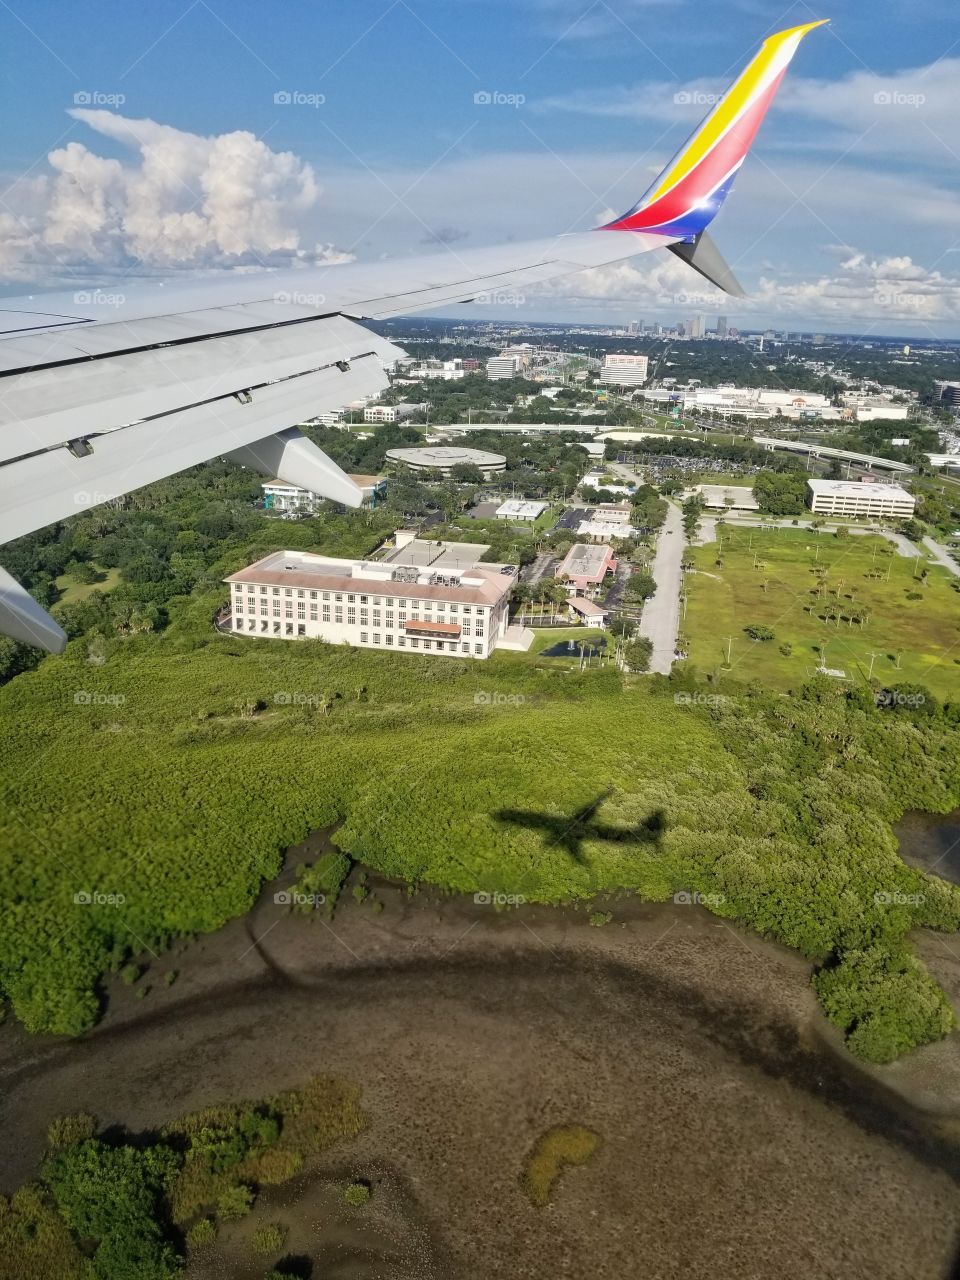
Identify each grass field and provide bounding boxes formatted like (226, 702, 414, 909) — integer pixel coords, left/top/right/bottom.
(54, 566, 121, 604)
(685, 527, 960, 698)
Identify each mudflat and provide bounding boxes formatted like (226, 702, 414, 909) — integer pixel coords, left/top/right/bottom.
(1, 876, 958, 1280)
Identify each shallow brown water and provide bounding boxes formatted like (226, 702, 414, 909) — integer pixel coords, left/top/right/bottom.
(1, 866, 959, 1279)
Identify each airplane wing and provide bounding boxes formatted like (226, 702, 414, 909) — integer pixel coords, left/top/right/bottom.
(0, 20, 826, 652)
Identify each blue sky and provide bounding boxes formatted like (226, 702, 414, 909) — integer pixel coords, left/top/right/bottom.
(1, 0, 958, 334)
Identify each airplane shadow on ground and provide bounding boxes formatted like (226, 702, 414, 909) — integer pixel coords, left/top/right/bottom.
(494, 789, 667, 865)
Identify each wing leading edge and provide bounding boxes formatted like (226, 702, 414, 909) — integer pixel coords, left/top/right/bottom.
(0, 22, 826, 652)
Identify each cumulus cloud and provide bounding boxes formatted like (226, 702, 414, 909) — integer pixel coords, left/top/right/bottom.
(526, 246, 960, 329)
(0, 110, 353, 283)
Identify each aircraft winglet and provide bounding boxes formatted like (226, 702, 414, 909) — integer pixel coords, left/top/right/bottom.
(600, 20, 828, 240)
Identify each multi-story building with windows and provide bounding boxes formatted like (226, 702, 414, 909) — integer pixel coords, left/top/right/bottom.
(600, 353, 649, 388)
(225, 540, 523, 658)
(806, 479, 915, 520)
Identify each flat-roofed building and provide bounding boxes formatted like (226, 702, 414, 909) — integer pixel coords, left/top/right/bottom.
(806, 479, 915, 520)
(556, 543, 617, 596)
(386, 445, 506, 477)
(600, 354, 649, 387)
(226, 541, 520, 658)
(495, 499, 548, 522)
(363, 401, 423, 423)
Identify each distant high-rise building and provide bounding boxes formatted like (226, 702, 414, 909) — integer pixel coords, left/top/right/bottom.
(600, 353, 649, 388)
(812, 333, 825, 345)
(716, 315, 728, 338)
(689, 314, 705, 339)
(627, 319, 640, 335)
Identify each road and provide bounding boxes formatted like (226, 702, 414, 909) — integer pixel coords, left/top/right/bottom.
(922, 536, 960, 578)
(638, 500, 684, 674)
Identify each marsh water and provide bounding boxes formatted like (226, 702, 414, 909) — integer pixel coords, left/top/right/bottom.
(896, 808, 960, 884)
(1, 833, 960, 1278)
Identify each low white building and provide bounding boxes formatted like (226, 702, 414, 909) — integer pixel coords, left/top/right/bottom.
(386, 445, 506, 477)
(806, 479, 915, 520)
(226, 540, 521, 659)
(495, 499, 548, 522)
(363, 401, 424, 424)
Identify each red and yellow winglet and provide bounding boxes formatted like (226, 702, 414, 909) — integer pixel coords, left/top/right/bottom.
(601, 20, 828, 239)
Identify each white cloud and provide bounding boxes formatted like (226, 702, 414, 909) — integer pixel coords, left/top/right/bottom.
(537, 58, 960, 166)
(524, 246, 960, 330)
(0, 110, 353, 283)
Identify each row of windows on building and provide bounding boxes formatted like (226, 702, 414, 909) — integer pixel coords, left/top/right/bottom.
(232, 583, 480, 614)
(231, 615, 484, 653)
(233, 597, 486, 636)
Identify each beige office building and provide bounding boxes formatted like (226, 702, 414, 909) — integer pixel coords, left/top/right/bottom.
(225, 537, 522, 658)
(806, 479, 915, 520)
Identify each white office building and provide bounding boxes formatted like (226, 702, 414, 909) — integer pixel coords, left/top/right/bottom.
(806, 479, 915, 520)
(600, 354, 649, 388)
(487, 354, 522, 380)
(363, 401, 424, 424)
(495, 499, 548, 522)
(226, 538, 525, 658)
